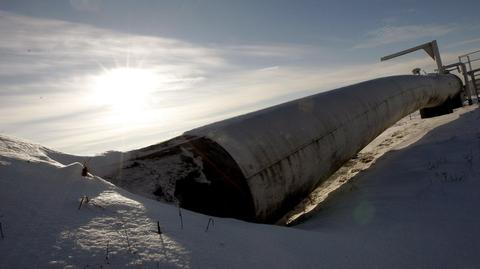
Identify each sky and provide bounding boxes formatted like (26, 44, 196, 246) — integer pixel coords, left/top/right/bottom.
(0, 0, 479, 155)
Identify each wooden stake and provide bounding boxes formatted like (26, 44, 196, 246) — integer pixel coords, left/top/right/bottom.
(178, 206, 183, 230)
(0, 222, 4, 239)
(205, 218, 215, 232)
(157, 221, 162, 235)
(105, 242, 110, 264)
(78, 196, 85, 210)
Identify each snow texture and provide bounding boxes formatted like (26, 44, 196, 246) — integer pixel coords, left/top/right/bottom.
(1, 105, 480, 268)
(100, 137, 210, 205)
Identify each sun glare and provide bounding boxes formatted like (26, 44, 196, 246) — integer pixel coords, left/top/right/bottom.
(91, 67, 158, 124)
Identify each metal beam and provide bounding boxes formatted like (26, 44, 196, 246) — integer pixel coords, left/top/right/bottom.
(381, 40, 444, 73)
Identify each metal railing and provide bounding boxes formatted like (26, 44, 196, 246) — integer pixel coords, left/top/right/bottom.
(459, 50, 480, 103)
(459, 50, 480, 72)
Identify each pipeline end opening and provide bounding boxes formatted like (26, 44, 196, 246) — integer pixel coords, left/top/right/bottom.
(173, 137, 257, 222)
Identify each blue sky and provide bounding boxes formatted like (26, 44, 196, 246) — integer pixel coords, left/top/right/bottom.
(1, 0, 479, 155)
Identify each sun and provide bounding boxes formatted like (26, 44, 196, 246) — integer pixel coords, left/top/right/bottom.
(92, 67, 156, 108)
(90, 67, 158, 124)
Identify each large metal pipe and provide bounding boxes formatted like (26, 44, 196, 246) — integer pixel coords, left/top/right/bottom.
(107, 74, 462, 223)
(182, 74, 461, 222)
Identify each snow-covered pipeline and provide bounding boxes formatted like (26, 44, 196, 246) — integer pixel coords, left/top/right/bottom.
(182, 74, 462, 223)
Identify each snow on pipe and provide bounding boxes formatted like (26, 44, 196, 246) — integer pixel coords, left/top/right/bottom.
(110, 74, 462, 223)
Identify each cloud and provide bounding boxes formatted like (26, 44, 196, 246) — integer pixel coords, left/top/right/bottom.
(354, 24, 456, 49)
(0, 11, 469, 155)
(444, 37, 480, 49)
(221, 44, 318, 58)
(0, 10, 229, 152)
(70, 0, 102, 12)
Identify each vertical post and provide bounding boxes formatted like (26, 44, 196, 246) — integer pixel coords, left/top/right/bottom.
(0, 222, 4, 239)
(105, 242, 110, 264)
(205, 218, 215, 232)
(470, 73, 480, 103)
(178, 206, 183, 230)
(431, 40, 444, 74)
(78, 196, 85, 210)
(467, 56, 473, 72)
(460, 63, 473, 104)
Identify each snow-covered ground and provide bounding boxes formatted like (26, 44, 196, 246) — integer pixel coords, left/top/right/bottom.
(1, 105, 479, 268)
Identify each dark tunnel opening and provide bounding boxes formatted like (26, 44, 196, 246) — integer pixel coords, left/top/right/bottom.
(173, 136, 257, 222)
